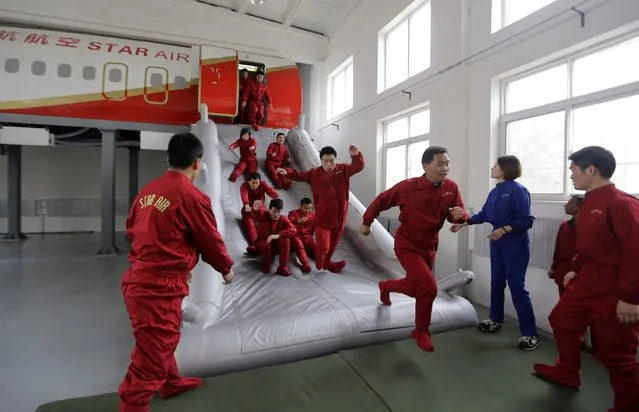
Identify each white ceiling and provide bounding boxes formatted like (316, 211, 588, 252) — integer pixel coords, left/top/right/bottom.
(197, 0, 363, 37)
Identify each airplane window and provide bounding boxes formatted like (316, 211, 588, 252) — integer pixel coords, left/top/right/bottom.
(83, 66, 96, 81)
(174, 76, 187, 90)
(5, 58, 19, 74)
(32, 61, 46, 76)
(58, 63, 72, 78)
(109, 68, 122, 83)
(150, 73, 163, 87)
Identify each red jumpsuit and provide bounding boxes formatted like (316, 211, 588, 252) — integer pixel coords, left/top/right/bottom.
(550, 219, 577, 297)
(285, 152, 365, 272)
(265, 142, 291, 189)
(253, 209, 297, 276)
(240, 181, 279, 248)
(534, 184, 639, 412)
(237, 76, 250, 123)
(119, 171, 234, 412)
(362, 176, 468, 352)
(229, 137, 257, 182)
(242, 78, 271, 130)
(551, 217, 598, 351)
(288, 209, 316, 270)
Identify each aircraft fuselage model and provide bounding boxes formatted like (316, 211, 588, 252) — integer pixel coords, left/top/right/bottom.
(0, 26, 302, 131)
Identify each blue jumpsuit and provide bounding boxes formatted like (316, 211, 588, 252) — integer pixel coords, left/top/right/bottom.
(469, 179, 537, 337)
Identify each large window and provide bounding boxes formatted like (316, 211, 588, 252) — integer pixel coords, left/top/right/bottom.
(383, 107, 431, 189)
(378, 1, 431, 92)
(492, 0, 557, 33)
(501, 34, 639, 197)
(326, 57, 353, 120)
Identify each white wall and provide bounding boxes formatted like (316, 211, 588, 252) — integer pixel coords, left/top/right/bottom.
(313, 0, 639, 333)
(314, 0, 471, 280)
(0, 0, 328, 63)
(0, 146, 166, 233)
(466, 0, 639, 333)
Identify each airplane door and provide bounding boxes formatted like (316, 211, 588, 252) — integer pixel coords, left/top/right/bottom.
(199, 46, 238, 116)
(263, 64, 302, 129)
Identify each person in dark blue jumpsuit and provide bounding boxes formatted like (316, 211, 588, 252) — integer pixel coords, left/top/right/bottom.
(451, 155, 539, 351)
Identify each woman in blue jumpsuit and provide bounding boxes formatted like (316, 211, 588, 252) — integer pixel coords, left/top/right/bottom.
(452, 155, 539, 351)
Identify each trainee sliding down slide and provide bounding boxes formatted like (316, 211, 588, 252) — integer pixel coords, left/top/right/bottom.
(176, 105, 478, 377)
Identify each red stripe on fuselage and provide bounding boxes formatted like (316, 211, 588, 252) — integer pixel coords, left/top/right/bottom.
(0, 86, 200, 126)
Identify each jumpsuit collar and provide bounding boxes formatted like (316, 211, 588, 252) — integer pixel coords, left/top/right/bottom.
(419, 174, 444, 189)
(584, 183, 616, 198)
(165, 170, 192, 183)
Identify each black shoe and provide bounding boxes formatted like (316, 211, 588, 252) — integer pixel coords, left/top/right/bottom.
(518, 335, 541, 351)
(478, 319, 503, 333)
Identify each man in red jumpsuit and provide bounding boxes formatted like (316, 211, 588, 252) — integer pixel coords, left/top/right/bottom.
(277, 145, 364, 273)
(265, 132, 291, 189)
(240, 172, 279, 254)
(119, 132, 235, 412)
(252, 198, 297, 276)
(228, 128, 257, 182)
(533, 146, 639, 412)
(241, 71, 271, 131)
(360, 146, 468, 352)
(236, 68, 250, 124)
(288, 197, 316, 273)
(547, 194, 595, 353)
(548, 195, 583, 297)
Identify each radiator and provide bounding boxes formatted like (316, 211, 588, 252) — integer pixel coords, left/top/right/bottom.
(472, 218, 564, 270)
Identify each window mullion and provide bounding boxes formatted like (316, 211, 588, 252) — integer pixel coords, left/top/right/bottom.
(563, 107, 571, 196)
(385, 135, 429, 149)
(564, 60, 573, 196)
(502, 100, 569, 122)
(405, 142, 410, 180)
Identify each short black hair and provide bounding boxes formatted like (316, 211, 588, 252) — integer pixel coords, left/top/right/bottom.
(256, 71, 265, 76)
(570, 194, 585, 206)
(167, 132, 203, 169)
(568, 146, 616, 179)
(276, 132, 285, 138)
(421, 146, 447, 165)
(240, 127, 252, 137)
(300, 197, 312, 205)
(269, 198, 283, 210)
(248, 172, 261, 181)
(320, 146, 337, 159)
(497, 155, 522, 180)
(240, 68, 248, 73)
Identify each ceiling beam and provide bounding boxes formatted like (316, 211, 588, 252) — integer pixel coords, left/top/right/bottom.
(282, 0, 303, 26)
(237, 0, 249, 14)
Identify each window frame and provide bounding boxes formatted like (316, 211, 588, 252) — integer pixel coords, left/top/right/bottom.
(492, 0, 558, 32)
(499, 31, 639, 199)
(382, 106, 431, 190)
(378, 0, 431, 93)
(326, 56, 354, 120)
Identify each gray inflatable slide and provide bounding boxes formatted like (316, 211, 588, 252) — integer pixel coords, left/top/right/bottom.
(175, 107, 478, 377)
